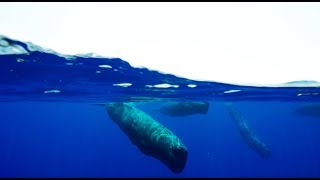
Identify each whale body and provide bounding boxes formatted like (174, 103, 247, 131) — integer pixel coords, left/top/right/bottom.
(294, 103, 320, 118)
(159, 101, 209, 117)
(225, 103, 271, 159)
(106, 102, 188, 173)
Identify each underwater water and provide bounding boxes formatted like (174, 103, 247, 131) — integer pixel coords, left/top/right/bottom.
(0, 35, 320, 177)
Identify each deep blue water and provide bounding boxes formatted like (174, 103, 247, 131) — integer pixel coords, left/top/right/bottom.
(0, 36, 320, 177)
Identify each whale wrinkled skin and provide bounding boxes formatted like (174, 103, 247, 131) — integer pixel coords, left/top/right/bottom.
(106, 102, 188, 173)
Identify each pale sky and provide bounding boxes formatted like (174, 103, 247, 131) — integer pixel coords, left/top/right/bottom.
(0, 2, 320, 86)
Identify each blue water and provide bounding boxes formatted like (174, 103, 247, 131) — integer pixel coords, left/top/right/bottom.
(0, 36, 320, 177)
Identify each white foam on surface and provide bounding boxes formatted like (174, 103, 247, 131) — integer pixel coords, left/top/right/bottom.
(44, 90, 61, 94)
(187, 84, 197, 88)
(113, 83, 132, 87)
(224, 90, 241, 94)
(146, 83, 179, 88)
(99, 65, 112, 68)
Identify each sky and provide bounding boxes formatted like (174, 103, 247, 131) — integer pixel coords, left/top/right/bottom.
(0, 2, 320, 85)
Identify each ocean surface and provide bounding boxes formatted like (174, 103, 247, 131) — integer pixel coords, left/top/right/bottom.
(0, 35, 320, 178)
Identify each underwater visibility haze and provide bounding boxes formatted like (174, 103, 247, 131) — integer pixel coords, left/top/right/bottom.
(1, 35, 320, 177)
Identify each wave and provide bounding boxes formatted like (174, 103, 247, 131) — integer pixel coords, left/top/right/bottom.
(0, 35, 319, 103)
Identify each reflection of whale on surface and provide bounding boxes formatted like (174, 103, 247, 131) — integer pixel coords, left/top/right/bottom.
(159, 101, 209, 117)
(294, 103, 320, 118)
(106, 102, 188, 173)
(224, 103, 271, 159)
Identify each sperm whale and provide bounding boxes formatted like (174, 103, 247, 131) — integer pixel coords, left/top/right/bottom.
(159, 101, 209, 117)
(225, 103, 271, 159)
(105, 102, 188, 173)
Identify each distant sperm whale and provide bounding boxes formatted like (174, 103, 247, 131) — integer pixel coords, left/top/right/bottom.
(159, 101, 209, 117)
(105, 102, 188, 173)
(294, 103, 320, 118)
(225, 103, 271, 159)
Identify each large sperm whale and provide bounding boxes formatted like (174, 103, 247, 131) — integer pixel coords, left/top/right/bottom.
(105, 102, 188, 173)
